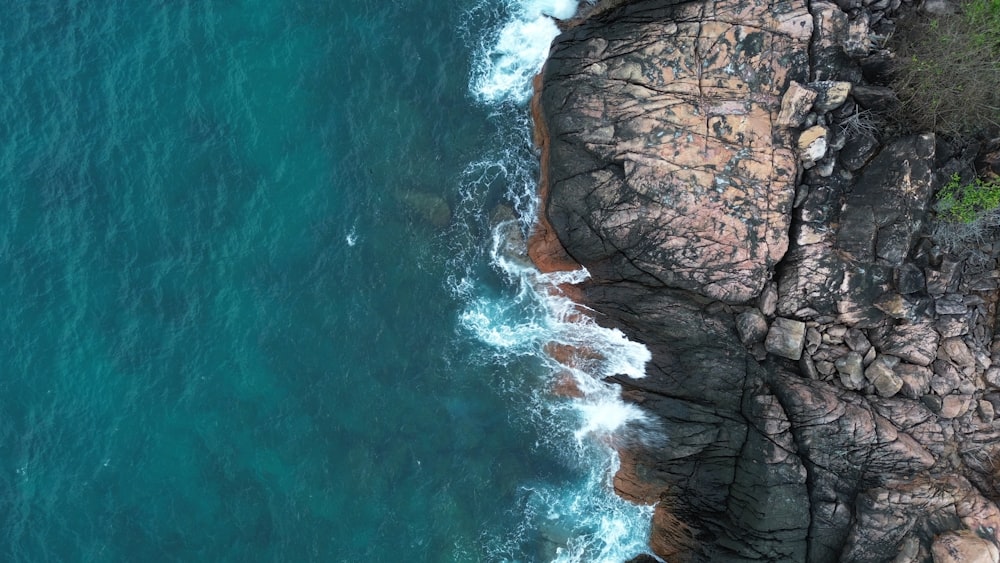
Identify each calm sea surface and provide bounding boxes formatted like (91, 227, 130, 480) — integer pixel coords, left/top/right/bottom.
(0, 1, 651, 561)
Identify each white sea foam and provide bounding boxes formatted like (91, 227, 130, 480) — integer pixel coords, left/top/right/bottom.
(458, 0, 657, 559)
(457, 219, 657, 560)
(470, 0, 587, 103)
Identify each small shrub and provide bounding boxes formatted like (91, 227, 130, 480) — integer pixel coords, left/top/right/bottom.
(936, 172, 1000, 223)
(932, 172, 1000, 246)
(891, 0, 1000, 135)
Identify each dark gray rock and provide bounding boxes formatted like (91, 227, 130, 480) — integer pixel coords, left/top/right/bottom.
(896, 263, 926, 295)
(837, 351, 867, 390)
(866, 355, 903, 397)
(851, 84, 898, 110)
(801, 354, 821, 379)
(874, 321, 940, 367)
(896, 363, 932, 399)
(926, 259, 961, 295)
(835, 134, 936, 267)
(736, 309, 769, 346)
(811, 2, 855, 81)
(922, 393, 945, 413)
(845, 328, 873, 355)
(931, 360, 963, 396)
(936, 315, 970, 338)
(860, 50, 894, 83)
(839, 130, 880, 172)
(936, 294, 968, 316)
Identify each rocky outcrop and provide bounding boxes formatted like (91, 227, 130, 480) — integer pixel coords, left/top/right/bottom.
(531, 0, 812, 303)
(530, 0, 1000, 560)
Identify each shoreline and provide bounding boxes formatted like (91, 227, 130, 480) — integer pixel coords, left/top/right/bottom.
(526, 0, 1000, 560)
(527, 72, 581, 277)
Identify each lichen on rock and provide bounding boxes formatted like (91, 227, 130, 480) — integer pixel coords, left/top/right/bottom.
(530, 0, 1000, 560)
(534, 0, 813, 303)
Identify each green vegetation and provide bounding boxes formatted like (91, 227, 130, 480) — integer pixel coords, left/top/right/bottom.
(891, 0, 1000, 134)
(936, 172, 1000, 223)
(932, 172, 1000, 246)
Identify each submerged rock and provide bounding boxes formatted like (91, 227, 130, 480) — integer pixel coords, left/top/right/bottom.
(398, 190, 451, 228)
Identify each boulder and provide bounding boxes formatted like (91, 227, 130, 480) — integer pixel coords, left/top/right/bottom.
(941, 337, 975, 369)
(759, 282, 779, 317)
(851, 84, 898, 110)
(845, 328, 873, 355)
(811, 2, 853, 80)
(766, 317, 807, 360)
(931, 360, 963, 396)
(777, 81, 817, 128)
(736, 309, 769, 346)
(927, 260, 961, 295)
(876, 322, 940, 367)
(865, 355, 903, 397)
(799, 126, 829, 168)
(835, 134, 937, 267)
(811, 80, 852, 111)
(836, 351, 866, 390)
(897, 263, 927, 295)
(979, 400, 996, 423)
(939, 395, 972, 419)
(937, 294, 969, 316)
(533, 0, 812, 303)
(839, 130, 880, 171)
(986, 367, 1000, 389)
(843, 13, 872, 57)
(896, 363, 932, 399)
(931, 530, 1000, 563)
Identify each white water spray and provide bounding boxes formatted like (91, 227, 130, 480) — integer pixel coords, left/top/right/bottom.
(456, 0, 659, 558)
(471, 0, 588, 103)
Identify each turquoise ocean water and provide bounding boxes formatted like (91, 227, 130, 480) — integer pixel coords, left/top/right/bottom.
(0, 1, 653, 561)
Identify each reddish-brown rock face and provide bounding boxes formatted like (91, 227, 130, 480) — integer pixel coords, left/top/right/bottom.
(534, 0, 812, 303)
(531, 0, 1000, 561)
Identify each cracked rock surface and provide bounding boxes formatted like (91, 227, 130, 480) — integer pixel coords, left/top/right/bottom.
(533, 0, 812, 303)
(530, 0, 1000, 561)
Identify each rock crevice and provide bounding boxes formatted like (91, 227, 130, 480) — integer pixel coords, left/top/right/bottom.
(531, 0, 1000, 561)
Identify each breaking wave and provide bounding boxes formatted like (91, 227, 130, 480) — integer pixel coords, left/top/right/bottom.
(470, 0, 586, 104)
(454, 0, 660, 560)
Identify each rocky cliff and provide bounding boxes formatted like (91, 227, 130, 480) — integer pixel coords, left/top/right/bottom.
(530, 0, 1000, 561)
